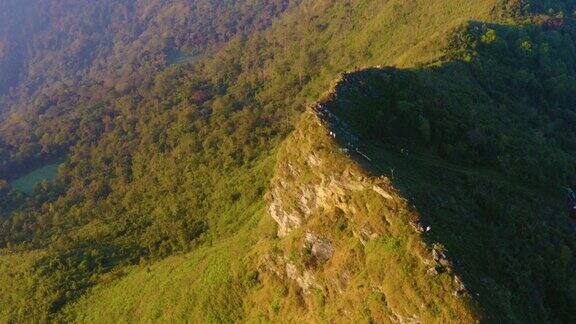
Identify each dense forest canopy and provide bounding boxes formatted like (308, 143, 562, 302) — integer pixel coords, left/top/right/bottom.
(0, 0, 574, 322)
(0, 0, 297, 177)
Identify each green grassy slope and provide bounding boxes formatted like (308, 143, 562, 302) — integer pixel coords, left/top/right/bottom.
(2, 0, 576, 322)
(11, 161, 62, 193)
(318, 21, 576, 322)
(62, 109, 481, 323)
(0, 250, 49, 321)
(13, 0, 506, 320)
(60, 216, 273, 322)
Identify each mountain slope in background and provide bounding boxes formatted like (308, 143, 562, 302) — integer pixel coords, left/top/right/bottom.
(0, 0, 575, 322)
(0, 0, 298, 176)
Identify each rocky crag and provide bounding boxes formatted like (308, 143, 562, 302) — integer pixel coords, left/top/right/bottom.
(260, 74, 479, 322)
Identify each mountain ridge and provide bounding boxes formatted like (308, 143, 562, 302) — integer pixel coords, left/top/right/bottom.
(1, 0, 575, 322)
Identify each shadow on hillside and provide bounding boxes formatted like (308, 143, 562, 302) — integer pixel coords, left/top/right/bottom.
(323, 20, 576, 323)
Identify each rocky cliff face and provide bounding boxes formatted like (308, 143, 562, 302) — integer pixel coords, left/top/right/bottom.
(260, 81, 478, 322)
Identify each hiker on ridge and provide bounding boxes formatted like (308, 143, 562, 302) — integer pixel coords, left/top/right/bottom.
(566, 186, 576, 220)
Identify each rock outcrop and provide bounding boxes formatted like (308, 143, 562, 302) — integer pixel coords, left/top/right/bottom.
(259, 87, 479, 322)
(267, 101, 399, 239)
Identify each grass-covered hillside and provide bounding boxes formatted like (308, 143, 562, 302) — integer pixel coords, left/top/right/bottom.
(60, 107, 482, 323)
(1, 0, 576, 322)
(321, 21, 576, 322)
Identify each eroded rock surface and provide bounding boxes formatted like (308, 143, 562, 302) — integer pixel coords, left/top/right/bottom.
(260, 96, 477, 322)
(267, 109, 398, 238)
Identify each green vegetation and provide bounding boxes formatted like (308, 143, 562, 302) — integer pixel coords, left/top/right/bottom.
(0, 0, 297, 176)
(58, 214, 269, 322)
(11, 161, 61, 193)
(252, 111, 481, 322)
(0, 0, 575, 322)
(0, 250, 49, 321)
(321, 21, 576, 322)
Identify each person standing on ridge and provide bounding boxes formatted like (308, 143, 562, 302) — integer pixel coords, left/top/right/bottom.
(567, 186, 576, 220)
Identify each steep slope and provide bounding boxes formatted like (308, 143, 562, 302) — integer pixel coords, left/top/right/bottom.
(0, 250, 47, 320)
(0, 0, 297, 98)
(0, 0, 510, 178)
(62, 107, 479, 323)
(257, 108, 479, 322)
(2, 0, 576, 322)
(62, 11, 576, 323)
(0, 0, 298, 177)
(297, 21, 576, 321)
